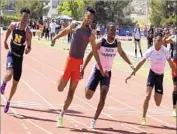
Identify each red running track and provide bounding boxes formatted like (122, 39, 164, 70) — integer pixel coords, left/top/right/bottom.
(1, 35, 176, 134)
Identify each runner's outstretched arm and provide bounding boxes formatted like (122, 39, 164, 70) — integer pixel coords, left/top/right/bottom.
(81, 51, 93, 79)
(117, 41, 135, 70)
(81, 40, 101, 78)
(89, 33, 105, 77)
(51, 21, 76, 46)
(82, 51, 93, 70)
(125, 58, 146, 83)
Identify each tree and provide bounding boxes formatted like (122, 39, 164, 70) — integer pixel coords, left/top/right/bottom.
(14, 0, 49, 20)
(0, 0, 7, 15)
(0, 0, 6, 8)
(149, 0, 165, 27)
(94, 1, 134, 25)
(58, 0, 133, 25)
(150, 0, 177, 27)
(58, 0, 85, 20)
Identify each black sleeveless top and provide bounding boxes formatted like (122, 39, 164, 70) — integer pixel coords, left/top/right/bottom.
(10, 22, 27, 56)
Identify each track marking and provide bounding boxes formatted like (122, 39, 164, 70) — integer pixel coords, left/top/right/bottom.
(1, 96, 31, 134)
(11, 101, 42, 108)
(108, 96, 176, 129)
(22, 61, 149, 133)
(111, 84, 172, 110)
(26, 54, 173, 113)
(21, 79, 90, 129)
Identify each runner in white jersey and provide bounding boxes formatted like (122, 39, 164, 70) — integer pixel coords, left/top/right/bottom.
(81, 23, 135, 129)
(125, 33, 176, 126)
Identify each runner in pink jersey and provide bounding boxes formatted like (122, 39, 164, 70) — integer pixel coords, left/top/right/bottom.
(126, 33, 176, 126)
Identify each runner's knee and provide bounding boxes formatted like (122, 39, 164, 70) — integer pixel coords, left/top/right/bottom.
(58, 85, 64, 92)
(5, 71, 13, 81)
(145, 94, 151, 101)
(85, 88, 95, 100)
(86, 93, 92, 100)
(57, 80, 66, 92)
(12, 80, 18, 89)
(155, 101, 161, 106)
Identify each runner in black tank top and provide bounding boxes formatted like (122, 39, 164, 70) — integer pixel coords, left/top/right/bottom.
(10, 22, 27, 56)
(0, 8, 32, 113)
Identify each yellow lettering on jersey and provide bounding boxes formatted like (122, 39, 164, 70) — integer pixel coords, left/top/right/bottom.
(13, 34, 22, 46)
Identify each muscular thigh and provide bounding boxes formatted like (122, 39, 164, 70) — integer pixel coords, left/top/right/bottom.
(13, 56, 23, 81)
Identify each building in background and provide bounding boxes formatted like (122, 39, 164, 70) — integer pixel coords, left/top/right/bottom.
(43, 0, 59, 19)
(1, 0, 15, 15)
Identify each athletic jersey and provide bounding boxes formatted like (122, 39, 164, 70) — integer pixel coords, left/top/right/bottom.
(10, 22, 27, 57)
(95, 37, 118, 71)
(69, 22, 92, 59)
(134, 28, 141, 40)
(144, 45, 170, 74)
(171, 35, 177, 59)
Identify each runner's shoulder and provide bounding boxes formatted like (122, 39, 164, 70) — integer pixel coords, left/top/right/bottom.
(9, 21, 18, 30)
(26, 27, 32, 37)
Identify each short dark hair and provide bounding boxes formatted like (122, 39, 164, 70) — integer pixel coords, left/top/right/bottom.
(107, 22, 116, 31)
(155, 32, 163, 38)
(86, 6, 96, 15)
(20, 8, 30, 14)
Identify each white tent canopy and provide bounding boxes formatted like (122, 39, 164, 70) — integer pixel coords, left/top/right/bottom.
(56, 15, 72, 20)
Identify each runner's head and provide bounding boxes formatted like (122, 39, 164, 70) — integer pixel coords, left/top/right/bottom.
(83, 7, 96, 27)
(107, 23, 116, 40)
(20, 8, 30, 26)
(154, 32, 163, 47)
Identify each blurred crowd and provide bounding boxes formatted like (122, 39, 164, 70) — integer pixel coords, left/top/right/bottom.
(28, 19, 71, 41)
(28, 18, 177, 58)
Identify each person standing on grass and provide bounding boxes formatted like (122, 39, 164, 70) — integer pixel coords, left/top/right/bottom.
(133, 23, 143, 58)
(147, 25, 154, 48)
(49, 19, 57, 41)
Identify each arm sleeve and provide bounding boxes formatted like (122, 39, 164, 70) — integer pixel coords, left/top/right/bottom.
(144, 48, 152, 59)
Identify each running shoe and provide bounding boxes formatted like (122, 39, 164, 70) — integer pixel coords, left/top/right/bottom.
(90, 119, 96, 129)
(171, 109, 177, 117)
(141, 117, 146, 126)
(57, 115, 63, 128)
(4, 101, 10, 113)
(0, 82, 6, 94)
